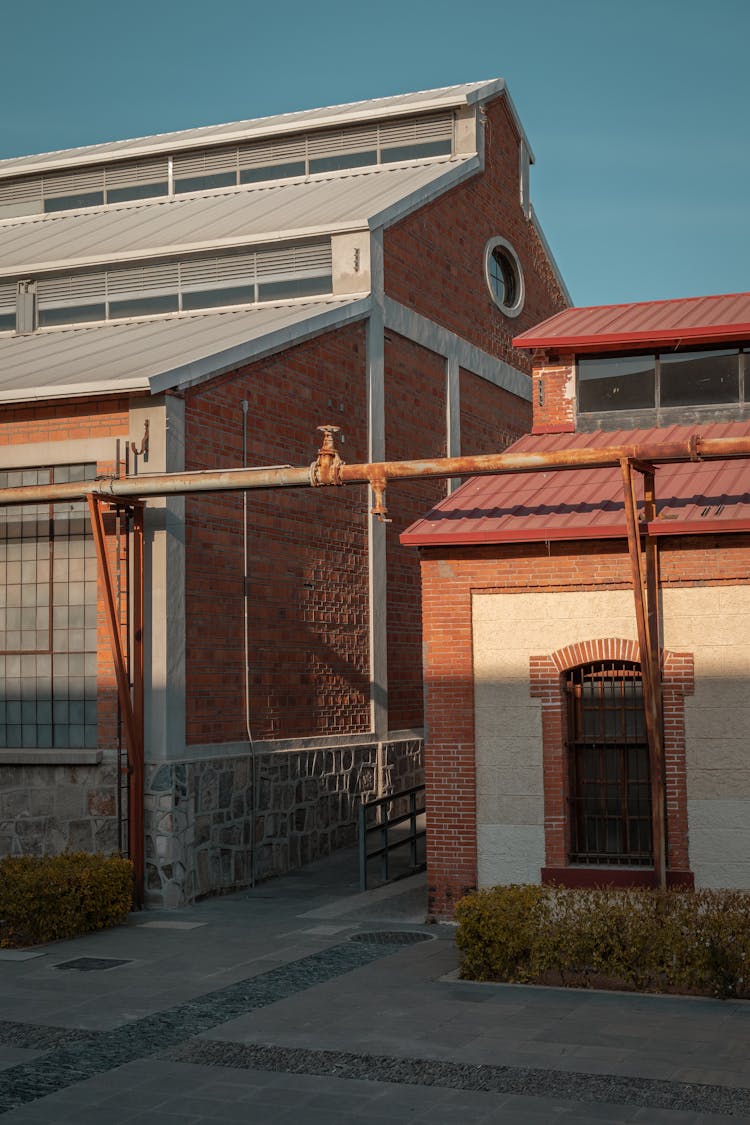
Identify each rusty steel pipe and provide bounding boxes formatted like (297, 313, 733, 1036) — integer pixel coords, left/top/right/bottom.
(1, 433, 750, 508)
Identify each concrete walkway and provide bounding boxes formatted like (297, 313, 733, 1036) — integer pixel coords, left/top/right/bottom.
(1, 847, 749, 1124)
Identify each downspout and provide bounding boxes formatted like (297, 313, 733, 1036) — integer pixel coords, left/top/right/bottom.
(241, 400, 256, 888)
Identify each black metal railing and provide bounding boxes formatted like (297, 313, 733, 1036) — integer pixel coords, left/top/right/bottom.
(358, 784, 426, 891)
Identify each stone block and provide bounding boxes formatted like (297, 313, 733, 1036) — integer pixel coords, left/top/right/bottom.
(93, 817, 118, 853)
(148, 764, 173, 793)
(67, 819, 95, 851)
(87, 790, 116, 817)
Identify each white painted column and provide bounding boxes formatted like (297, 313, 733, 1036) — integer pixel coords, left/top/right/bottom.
(130, 396, 186, 761)
(446, 353, 461, 494)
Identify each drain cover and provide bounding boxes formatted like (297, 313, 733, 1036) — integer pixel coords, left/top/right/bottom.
(349, 930, 434, 946)
(55, 957, 131, 972)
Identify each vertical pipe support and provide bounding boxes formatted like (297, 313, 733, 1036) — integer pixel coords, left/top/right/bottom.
(88, 494, 145, 907)
(619, 461, 666, 889)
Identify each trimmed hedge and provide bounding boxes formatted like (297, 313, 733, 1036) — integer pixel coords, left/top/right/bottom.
(0, 852, 133, 948)
(455, 884, 750, 998)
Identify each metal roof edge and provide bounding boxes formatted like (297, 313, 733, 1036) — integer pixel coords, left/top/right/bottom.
(367, 154, 480, 231)
(150, 296, 372, 394)
(529, 204, 573, 306)
(0, 82, 502, 180)
(514, 324, 750, 353)
(495, 86, 535, 164)
(0, 376, 149, 406)
(401, 517, 750, 549)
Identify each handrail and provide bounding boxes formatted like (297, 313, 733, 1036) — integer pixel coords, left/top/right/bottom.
(358, 784, 426, 891)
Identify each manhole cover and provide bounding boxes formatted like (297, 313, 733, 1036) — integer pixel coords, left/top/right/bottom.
(55, 957, 131, 972)
(349, 930, 435, 946)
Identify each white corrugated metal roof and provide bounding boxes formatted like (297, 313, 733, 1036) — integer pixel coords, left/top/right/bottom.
(0, 81, 505, 178)
(0, 297, 368, 403)
(0, 158, 476, 276)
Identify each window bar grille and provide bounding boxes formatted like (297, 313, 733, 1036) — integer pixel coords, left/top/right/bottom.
(566, 661, 653, 866)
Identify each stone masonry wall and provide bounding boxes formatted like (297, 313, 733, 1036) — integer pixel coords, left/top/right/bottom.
(0, 757, 119, 857)
(144, 737, 424, 907)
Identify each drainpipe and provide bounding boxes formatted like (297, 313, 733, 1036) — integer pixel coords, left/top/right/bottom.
(241, 400, 257, 888)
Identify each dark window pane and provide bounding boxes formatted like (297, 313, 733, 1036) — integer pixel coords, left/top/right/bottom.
(0, 313, 14, 332)
(182, 284, 256, 311)
(39, 303, 106, 327)
(174, 172, 237, 193)
(107, 181, 169, 203)
(578, 356, 656, 412)
(308, 150, 377, 174)
(257, 275, 331, 301)
(660, 349, 739, 407)
(108, 294, 178, 319)
(44, 192, 104, 212)
(240, 161, 306, 184)
(380, 139, 452, 162)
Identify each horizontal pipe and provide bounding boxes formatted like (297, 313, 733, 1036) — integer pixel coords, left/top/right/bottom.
(0, 434, 750, 507)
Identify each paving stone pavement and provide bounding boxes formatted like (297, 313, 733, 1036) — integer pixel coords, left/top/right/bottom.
(0, 847, 749, 1123)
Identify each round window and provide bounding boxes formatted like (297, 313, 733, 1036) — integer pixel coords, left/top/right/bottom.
(484, 237, 524, 317)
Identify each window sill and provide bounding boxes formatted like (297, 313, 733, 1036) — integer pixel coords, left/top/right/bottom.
(0, 749, 103, 766)
(541, 866, 694, 890)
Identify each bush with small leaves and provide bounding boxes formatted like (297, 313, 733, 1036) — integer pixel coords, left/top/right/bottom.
(455, 884, 750, 998)
(0, 852, 133, 948)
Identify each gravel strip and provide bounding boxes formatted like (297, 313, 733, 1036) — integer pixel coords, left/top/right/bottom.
(170, 1040, 750, 1118)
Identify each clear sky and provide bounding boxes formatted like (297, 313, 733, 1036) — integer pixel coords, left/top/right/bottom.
(1, 0, 747, 308)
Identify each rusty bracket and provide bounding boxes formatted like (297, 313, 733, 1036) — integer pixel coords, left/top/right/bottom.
(369, 476, 392, 523)
(130, 419, 150, 459)
(688, 433, 703, 462)
(310, 424, 345, 486)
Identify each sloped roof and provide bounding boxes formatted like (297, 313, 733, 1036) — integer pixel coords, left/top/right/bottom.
(0, 297, 368, 403)
(0, 157, 475, 276)
(0, 80, 512, 178)
(513, 292, 750, 353)
(401, 420, 750, 547)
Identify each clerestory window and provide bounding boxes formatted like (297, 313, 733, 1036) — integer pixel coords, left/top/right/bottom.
(565, 660, 653, 866)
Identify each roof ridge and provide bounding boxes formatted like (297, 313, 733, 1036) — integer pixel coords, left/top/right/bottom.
(0, 81, 499, 170)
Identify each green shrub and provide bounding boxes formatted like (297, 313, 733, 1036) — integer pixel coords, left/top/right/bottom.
(455, 884, 750, 998)
(0, 852, 133, 948)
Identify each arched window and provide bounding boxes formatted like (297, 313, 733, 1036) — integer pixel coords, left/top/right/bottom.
(565, 660, 652, 866)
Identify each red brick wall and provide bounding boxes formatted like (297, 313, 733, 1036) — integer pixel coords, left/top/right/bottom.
(383, 95, 568, 369)
(420, 535, 750, 915)
(0, 396, 130, 446)
(459, 368, 530, 455)
(530, 355, 576, 434)
(183, 323, 370, 744)
(384, 333, 447, 730)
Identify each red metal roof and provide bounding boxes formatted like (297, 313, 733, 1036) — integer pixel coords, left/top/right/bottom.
(512, 292, 750, 354)
(400, 420, 750, 548)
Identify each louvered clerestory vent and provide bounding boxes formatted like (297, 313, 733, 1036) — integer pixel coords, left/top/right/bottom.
(31, 241, 333, 329)
(0, 109, 456, 220)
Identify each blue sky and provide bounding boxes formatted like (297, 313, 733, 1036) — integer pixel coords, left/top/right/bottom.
(1, 0, 747, 307)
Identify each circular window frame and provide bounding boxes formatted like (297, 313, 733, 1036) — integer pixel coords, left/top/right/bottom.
(484, 237, 525, 318)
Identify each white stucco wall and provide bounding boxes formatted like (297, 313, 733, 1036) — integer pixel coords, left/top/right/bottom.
(472, 585, 750, 889)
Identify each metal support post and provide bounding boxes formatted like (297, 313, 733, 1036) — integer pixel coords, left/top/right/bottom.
(620, 460, 666, 890)
(88, 495, 145, 907)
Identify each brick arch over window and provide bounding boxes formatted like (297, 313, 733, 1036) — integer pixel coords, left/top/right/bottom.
(530, 638, 695, 888)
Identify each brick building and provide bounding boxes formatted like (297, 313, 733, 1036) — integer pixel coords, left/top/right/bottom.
(0, 81, 568, 905)
(402, 292, 750, 916)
